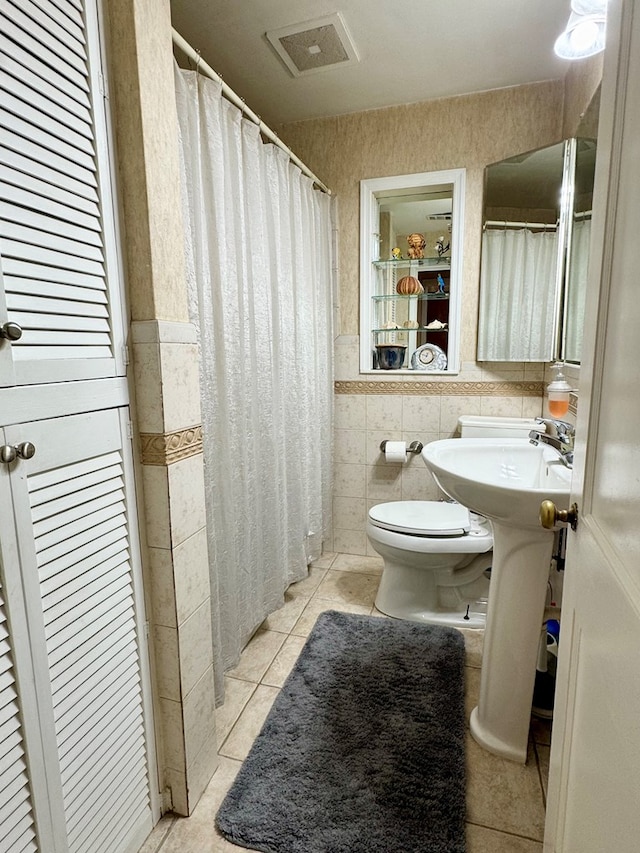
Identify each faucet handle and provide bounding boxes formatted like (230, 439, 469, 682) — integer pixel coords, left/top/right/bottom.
(534, 417, 575, 444)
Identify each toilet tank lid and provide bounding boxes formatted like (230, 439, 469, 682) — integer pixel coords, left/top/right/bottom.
(369, 501, 470, 536)
(457, 415, 539, 437)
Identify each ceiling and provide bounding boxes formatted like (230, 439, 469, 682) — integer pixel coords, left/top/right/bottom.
(170, 0, 574, 128)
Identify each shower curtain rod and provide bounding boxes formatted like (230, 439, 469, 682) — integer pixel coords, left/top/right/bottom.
(172, 29, 331, 195)
(484, 219, 558, 230)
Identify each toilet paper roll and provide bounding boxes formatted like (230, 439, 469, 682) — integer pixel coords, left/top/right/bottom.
(384, 441, 407, 463)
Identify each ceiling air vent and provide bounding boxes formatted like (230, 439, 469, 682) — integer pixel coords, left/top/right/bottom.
(266, 13, 359, 77)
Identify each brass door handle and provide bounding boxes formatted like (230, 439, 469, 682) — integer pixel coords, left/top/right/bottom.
(540, 499, 578, 531)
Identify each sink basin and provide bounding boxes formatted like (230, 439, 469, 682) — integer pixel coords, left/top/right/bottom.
(422, 437, 573, 763)
(422, 438, 571, 529)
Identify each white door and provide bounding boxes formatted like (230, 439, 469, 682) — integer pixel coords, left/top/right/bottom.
(544, 1, 640, 849)
(0, 409, 156, 853)
(0, 0, 127, 386)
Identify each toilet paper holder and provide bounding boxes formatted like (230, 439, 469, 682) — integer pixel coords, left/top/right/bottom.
(379, 440, 423, 454)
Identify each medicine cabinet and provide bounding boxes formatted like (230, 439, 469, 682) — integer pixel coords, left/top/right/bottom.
(359, 169, 466, 374)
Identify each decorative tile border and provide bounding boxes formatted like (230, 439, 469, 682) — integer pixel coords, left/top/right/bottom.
(335, 380, 544, 397)
(140, 425, 203, 466)
(569, 392, 578, 416)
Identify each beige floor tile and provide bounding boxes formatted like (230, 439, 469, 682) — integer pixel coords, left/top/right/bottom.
(138, 814, 176, 852)
(260, 590, 308, 633)
(290, 597, 373, 637)
(465, 666, 481, 722)
(160, 757, 257, 852)
(458, 626, 484, 668)
(311, 552, 338, 568)
(225, 629, 286, 683)
(466, 734, 546, 840)
(215, 677, 257, 746)
(331, 553, 384, 574)
(467, 822, 543, 852)
(218, 684, 280, 761)
(261, 634, 307, 688)
(313, 569, 380, 607)
(287, 564, 329, 598)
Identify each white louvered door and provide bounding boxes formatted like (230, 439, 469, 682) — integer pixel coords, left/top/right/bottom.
(0, 0, 126, 386)
(1, 409, 155, 853)
(0, 574, 39, 853)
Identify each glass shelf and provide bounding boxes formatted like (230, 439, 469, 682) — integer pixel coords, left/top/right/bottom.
(373, 325, 448, 333)
(373, 257, 451, 270)
(371, 293, 449, 301)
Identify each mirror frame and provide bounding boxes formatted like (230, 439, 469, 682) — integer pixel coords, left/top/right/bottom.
(359, 169, 466, 374)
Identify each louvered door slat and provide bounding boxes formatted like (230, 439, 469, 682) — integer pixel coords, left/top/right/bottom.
(38, 524, 126, 587)
(66, 732, 145, 826)
(1, 240, 104, 280)
(52, 620, 133, 701)
(48, 598, 133, 672)
(2, 221, 103, 264)
(29, 451, 120, 495)
(58, 660, 140, 740)
(26, 0, 86, 43)
(36, 495, 124, 549)
(9, 293, 109, 320)
(43, 556, 129, 627)
(32, 460, 121, 514)
(68, 748, 147, 853)
(54, 652, 138, 727)
(0, 585, 37, 852)
(1, 180, 101, 231)
(41, 543, 128, 602)
(62, 702, 142, 782)
(82, 779, 148, 853)
(5, 2, 86, 72)
(0, 147, 98, 204)
(1, 201, 102, 249)
(2, 81, 94, 155)
(4, 109, 96, 173)
(6, 278, 107, 306)
(12, 312, 110, 335)
(1, 55, 92, 131)
(37, 514, 126, 570)
(0, 34, 90, 108)
(1, 18, 88, 94)
(33, 479, 123, 534)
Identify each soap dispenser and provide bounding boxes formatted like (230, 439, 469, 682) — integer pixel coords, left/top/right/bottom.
(546, 363, 572, 417)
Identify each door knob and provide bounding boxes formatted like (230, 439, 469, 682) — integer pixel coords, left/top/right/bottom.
(540, 499, 578, 531)
(16, 442, 36, 460)
(0, 322, 23, 341)
(0, 442, 36, 464)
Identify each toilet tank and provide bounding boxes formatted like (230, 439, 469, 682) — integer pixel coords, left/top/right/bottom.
(458, 415, 539, 439)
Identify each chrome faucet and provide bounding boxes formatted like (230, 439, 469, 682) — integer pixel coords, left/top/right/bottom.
(528, 417, 575, 468)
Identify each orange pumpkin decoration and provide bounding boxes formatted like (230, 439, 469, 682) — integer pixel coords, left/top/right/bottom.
(396, 275, 424, 295)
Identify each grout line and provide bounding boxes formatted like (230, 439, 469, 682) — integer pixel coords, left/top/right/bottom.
(465, 820, 544, 844)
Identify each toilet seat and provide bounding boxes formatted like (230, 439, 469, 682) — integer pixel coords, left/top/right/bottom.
(369, 501, 471, 537)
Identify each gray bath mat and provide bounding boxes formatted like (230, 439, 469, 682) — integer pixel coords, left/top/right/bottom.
(216, 610, 466, 852)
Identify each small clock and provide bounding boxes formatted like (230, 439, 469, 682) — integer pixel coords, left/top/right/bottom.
(410, 343, 448, 371)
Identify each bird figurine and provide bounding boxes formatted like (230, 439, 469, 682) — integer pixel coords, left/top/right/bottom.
(391, 247, 402, 260)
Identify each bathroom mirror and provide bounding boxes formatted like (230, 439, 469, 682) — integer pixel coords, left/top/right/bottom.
(478, 114, 598, 364)
(359, 169, 466, 374)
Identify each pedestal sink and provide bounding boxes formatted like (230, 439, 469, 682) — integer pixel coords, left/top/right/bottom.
(422, 438, 571, 762)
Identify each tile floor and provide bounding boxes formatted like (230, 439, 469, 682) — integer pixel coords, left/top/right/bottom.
(140, 552, 551, 853)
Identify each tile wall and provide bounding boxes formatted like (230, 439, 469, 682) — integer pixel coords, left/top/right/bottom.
(330, 345, 544, 555)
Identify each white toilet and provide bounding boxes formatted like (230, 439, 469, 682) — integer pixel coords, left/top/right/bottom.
(367, 416, 539, 629)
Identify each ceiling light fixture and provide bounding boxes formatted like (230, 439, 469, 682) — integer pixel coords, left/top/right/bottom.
(554, 0, 608, 59)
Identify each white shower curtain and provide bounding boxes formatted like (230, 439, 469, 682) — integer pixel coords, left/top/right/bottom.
(478, 228, 559, 361)
(564, 217, 591, 362)
(174, 68, 333, 698)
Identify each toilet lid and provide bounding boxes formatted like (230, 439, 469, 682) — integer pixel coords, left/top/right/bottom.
(368, 501, 471, 536)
